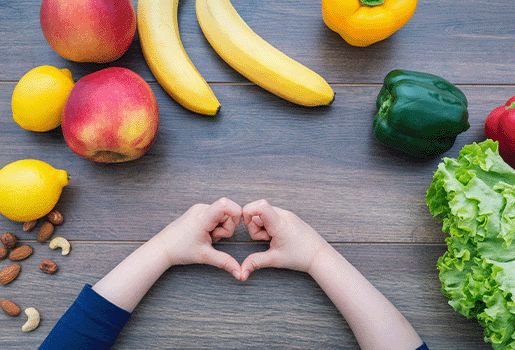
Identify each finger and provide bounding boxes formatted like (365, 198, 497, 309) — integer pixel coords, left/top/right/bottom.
(219, 214, 230, 223)
(246, 217, 262, 234)
(204, 198, 242, 232)
(248, 229, 272, 241)
(252, 216, 264, 227)
(211, 214, 237, 239)
(242, 199, 280, 230)
(247, 219, 271, 241)
(202, 246, 242, 280)
(240, 250, 280, 282)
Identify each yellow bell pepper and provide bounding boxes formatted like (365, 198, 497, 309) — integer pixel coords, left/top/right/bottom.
(321, 0, 418, 47)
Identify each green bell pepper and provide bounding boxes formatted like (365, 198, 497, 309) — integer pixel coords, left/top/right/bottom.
(373, 69, 470, 158)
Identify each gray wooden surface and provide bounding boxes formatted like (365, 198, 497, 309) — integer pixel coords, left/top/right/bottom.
(1, 0, 514, 348)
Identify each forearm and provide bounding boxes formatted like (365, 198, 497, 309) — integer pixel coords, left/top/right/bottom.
(92, 235, 171, 312)
(308, 245, 423, 350)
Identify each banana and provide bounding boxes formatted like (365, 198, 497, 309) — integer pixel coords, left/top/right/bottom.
(196, 0, 334, 107)
(138, 0, 220, 116)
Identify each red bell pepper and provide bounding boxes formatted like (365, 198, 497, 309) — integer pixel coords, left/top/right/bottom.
(485, 96, 515, 167)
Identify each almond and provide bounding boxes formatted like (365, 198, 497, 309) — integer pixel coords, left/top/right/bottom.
(0, 263, 21, 285)
(23, 220, 38, 232)
(1, 232, 18, 249)
(0, 299, 21, 316)
(9, 245, 33, 261)
(37, 221, 55, 243)
(48, 210, 64, 225)
(0, 247, 7, 260)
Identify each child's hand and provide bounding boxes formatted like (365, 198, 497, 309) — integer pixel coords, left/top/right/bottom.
(153, 198, 243, 280)
(240, 199, 331, 281)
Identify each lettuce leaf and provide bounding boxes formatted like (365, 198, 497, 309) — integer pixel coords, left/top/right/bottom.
(427, 140, 515, 349)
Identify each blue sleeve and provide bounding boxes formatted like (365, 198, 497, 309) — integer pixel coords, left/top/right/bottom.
(38, 284, 132, 350)
(416, 343, 429, 350)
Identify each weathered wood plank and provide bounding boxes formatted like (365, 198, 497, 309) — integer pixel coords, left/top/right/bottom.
(0, 84, 510, 243)
(0, 1, 512, 350)
(0, 0, 514, 84)
(0, 243, 488, 349)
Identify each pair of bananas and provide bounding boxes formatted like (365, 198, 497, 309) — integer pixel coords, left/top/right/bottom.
(138, 0, 335, 116)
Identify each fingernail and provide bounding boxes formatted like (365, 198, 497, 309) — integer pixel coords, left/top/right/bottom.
(232, 270, 241, 280)
(242, 270, 249, 281)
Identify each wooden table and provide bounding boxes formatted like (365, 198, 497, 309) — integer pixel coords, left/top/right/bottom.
(1, 0, 513, 348)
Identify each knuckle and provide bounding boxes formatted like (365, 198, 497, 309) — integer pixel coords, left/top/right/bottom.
(256, 199, 269, 207)
(217, 197, 230, 209)
(218, 197, 229, 205)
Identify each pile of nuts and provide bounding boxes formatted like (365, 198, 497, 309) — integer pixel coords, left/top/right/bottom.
(0, 209, 71, 332)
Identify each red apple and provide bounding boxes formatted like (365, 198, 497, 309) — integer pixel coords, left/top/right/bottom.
(61, 67, 159, 163)
(40, 0, 136, 63)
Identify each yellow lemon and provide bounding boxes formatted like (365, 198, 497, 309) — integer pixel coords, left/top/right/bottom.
(12, 66, 75, 132)
(0, 159, 70, 222)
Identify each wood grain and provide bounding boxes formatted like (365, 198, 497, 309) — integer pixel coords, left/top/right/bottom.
(0, 243, 489, 349)
(1, 0, 513, 348)
(0, 84, 511, 243)
(1, 0, 514, 84)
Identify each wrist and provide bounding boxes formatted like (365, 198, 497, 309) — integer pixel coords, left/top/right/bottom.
(145, 235, 175, 270)
(92, 234, 173, 312)
(306, 241, 336, 277)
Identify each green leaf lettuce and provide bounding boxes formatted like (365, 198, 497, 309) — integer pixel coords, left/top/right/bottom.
(427, 140, 515, 349)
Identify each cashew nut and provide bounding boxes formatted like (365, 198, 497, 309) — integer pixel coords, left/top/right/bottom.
(49, 237, 71, 255)
(22, 307, 40, 332)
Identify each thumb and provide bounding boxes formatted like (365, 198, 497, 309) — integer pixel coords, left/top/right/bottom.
(240, 250, 279, 282)
(202, 246, 242, 280)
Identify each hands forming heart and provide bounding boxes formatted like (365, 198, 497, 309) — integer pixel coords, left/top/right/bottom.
(58, 197, 426, 350)
(136, 198, 427, 349)
(154, 197, 331, 281)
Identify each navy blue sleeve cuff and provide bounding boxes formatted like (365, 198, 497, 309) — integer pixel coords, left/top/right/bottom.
(39, 284, 132, 349)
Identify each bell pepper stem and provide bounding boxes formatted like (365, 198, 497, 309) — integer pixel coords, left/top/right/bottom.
(507, 102, 515, 110)
(359, 0, 385, 6)
(376, 90, 393, 124)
